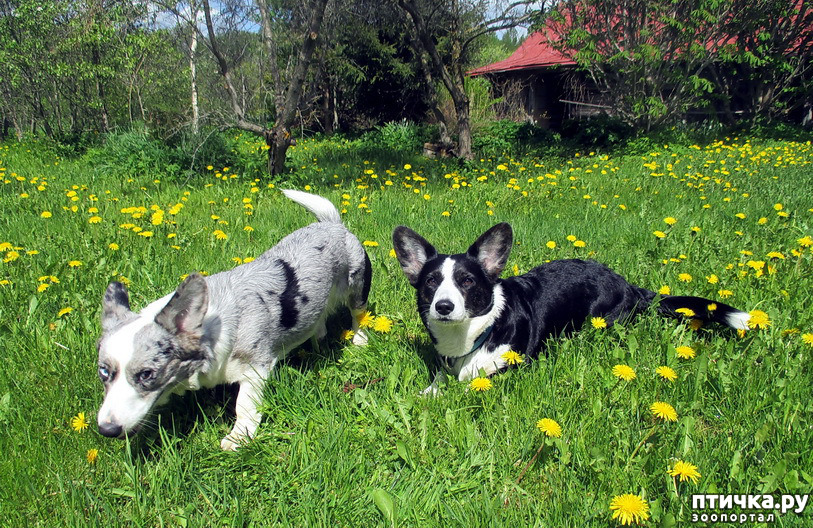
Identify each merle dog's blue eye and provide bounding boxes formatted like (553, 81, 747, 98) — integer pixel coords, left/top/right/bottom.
(98, 366, 110, 382)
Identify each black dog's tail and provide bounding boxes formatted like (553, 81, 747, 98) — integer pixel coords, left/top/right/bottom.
(648, 293, 751, 330)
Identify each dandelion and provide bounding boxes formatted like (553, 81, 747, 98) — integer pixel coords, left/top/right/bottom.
(86, 449, 99, 464)
(801, 333, 813, 347)
(706, 274, 719, 284)
(676, 345, 696, 359)
(373, 316, 393, 333)
(41, 211, 52, 218)
(356, 311, 374, 329)
(612, 364, 636, 381)
(718, 289, 733, 298)
(546, 241, 556, 249)
(403, 164, 412, 170)
(441, 211, 451, 217)
(573, 240, 586, 248)
(747, 310, 771, 329)
(213, 229, 228, 240)
(668, 460, 701, 484)
(796, 235, 812, 247)
(138, 231, 153, 238)
(658, 285, 671, 295)
(68, 260, 82, 268)
(536, 418, 562, 438)
(501, 350, 524, 365)
(70, 412, 89, 433)
(591, 317, 607, 329)
(675, 307, 695, 318)
(88, 216, 102, 224)
(656, 366, 677, 382)
(470, 377, 493, 391)
(363, 240, 379, 247)
(678, 273, 692, 283)
(609, 494, 650, 526)
(664, 217, 677, 225)
(653, 230, 666, 239)
(57, 307, 73, 318)
(650, 401, 678, 422)
(340, 329, 355, 341)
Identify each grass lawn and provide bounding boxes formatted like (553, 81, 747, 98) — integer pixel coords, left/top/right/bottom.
(0, 134, 811, 526)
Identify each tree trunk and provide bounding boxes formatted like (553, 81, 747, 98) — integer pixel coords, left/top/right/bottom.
(190, 16, 200, 135)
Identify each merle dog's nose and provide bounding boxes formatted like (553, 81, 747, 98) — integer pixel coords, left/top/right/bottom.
(435, 300, 455, 316)
(98, 421, 124, 438)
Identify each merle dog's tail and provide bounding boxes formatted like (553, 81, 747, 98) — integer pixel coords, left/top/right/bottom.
(645, 291, 750, 330)
(283, 190, 342, 224)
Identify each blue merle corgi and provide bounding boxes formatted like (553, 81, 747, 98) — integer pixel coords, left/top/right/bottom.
(392, 223, 750, 394)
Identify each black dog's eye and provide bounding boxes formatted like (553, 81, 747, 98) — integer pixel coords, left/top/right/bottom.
(135, 369, 155, 384)
(426, 276, 438, 287)
(460, 276, 474, 288)
(98, 366, 111, 382)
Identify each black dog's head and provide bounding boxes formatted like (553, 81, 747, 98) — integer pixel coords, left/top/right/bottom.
(392, 223, 513, 326)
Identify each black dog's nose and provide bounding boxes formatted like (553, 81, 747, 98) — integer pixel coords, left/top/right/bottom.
(98, 421, 124, 438)
(435, 300, 455, 316)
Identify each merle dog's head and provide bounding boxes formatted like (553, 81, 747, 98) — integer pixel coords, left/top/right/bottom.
(392, 223, 513, 325)
(96, 274, 210, 439)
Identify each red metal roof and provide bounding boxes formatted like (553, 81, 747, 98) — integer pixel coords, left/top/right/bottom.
(468, 30, 575, 76)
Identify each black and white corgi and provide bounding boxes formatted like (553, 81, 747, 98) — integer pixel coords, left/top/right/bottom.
(392, 223, 750, 394)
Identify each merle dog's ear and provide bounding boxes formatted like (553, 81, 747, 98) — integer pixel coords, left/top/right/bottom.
(155, 273, 208, 338)
(467, 223, 513, 280)
(393, 226, 438, 287)
(101, 282, 132, 331)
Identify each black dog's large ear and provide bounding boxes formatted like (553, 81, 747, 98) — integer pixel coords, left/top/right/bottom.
(392, 226, 438, 287)
(467, 223, 513, 280)
(101, 282, 132, 331)
(155, 273, 209, 338)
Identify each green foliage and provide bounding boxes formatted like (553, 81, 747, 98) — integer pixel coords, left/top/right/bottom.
(85, 125, 180, 178)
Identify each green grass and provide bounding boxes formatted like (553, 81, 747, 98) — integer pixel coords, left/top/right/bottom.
(0, 134, 812, 526)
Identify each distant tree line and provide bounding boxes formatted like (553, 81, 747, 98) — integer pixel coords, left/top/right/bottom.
(1, 0, 810, 173)
(0, 0, 532, 172)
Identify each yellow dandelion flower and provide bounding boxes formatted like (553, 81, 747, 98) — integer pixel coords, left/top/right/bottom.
(536, 418, 562, 438)
(546, 241, 556, 249)
(658, 285, 671, 295)
(138, 231, 153, 238)
(609, 494, 650, 526)
(668, 460, 701, 484)
(212, 229, 228, 240)
(57, 307, 73, 318)
(801, 333, 813, 346)
(68, 260, 82, 268)
(373, 316, 393, 333)
(612, 364, 636, 381)
(664, 217, 677, 225)
(566, 235, 577, 242)
(363, 240, 379, 247)
(340, 329, 355, 341)
(797, 236, 813, 247)
(403, 164, 412, 170)
(650, 401, 678, 422)
(747, 310, 771, 329)
(357, 311, 374, 329)
(675, 345, 696, 359)
(718, 289, 733, 298)
(41, 211, 52, 218)
(706, 274, 719, 284)
(591, 317, 607, 329)
(86, 449, 99, 464)
(678, 273, 692, 283)
(70, 412, 89, 432)
(501, 350, 523, 365)
(675, 307, 695, 318)
(441, 211, 451, 217)
(470, 377, 493, 391)
(88, 216, 102, 224)
(653, 230, 666, 238)
(573, 240, 586, 248)
(656, 366, 677, 382)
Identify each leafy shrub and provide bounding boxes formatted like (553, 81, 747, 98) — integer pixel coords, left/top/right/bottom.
(85, 124, 179, 177)
(361, 120, 426, 153)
